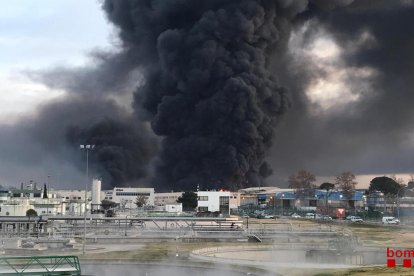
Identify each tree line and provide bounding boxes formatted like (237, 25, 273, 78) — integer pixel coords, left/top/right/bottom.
(288, 170, 412, 199)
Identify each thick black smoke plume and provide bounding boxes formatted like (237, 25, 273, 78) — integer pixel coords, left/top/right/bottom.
(103, 0, 296, 190)
(67, 117, 157, 187)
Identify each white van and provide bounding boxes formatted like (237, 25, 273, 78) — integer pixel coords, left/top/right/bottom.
(382, 216, 400, 224)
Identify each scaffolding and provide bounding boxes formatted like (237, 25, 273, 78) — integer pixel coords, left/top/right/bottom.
(0, 255, 81, 275)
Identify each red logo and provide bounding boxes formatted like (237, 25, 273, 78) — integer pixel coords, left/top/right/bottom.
(387, 248, 414, 267)
(336, 208, 345, 218)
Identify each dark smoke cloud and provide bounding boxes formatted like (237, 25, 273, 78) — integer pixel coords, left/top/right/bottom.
(0, 51, 158, 189)
(66, 117, 157, 187)
(268, 1, 414, 185)
(103, 0, 294, 191)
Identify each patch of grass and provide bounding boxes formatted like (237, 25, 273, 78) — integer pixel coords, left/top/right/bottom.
(311, 266, 414, 276)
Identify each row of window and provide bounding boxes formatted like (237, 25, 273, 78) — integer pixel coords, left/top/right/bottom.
(198, 196, 231, 202)
(115, 192, 150, 196)
(12, 193, 42, 198)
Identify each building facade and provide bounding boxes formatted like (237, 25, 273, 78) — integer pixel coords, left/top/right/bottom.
(104, 187, 155, 208)
(154, 192, 183, 205)
(197, 191, 230, 215)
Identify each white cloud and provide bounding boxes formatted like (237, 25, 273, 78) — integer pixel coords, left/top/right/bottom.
(0, 72, 66, 124)
(289, 25, 377, 114)
(0, 0, 114, 122)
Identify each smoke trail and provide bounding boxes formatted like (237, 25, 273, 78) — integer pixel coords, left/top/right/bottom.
(103, 0, 301, 190)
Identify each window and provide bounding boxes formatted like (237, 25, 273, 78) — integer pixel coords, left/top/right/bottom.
(219, 196, 229, 205)
(198, 196, 208, 201)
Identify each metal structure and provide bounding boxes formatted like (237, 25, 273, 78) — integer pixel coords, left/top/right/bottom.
(79, 144, 94, 255)
(0, 256, 81, 275)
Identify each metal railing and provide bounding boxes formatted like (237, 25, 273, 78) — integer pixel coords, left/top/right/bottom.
(0, 255, 81, 275)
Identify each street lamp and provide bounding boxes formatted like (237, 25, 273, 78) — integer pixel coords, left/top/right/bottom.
(80, 144, 94, 255)
(124, 215, 130, 236)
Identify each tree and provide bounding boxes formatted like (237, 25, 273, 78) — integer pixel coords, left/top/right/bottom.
(26, 209, 38, 217)
(135, 195, 147, 208)
(101, 199, 117, 211)
(369, 176, 402, 213)
(42, 183, 48, 199)
(369, 176, 401, 196)
(319, 183, 335, 213)
(390, 175, 405, 186)
(335, 172, 357, 200)
(319, 182, 335, 191)
(177, 191, 198, 211)
(288, 170, 316, 198)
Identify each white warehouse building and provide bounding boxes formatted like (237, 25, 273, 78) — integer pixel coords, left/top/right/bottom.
(197, 191, 230, 215)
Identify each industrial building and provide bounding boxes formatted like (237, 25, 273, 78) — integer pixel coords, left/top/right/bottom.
(154, 192, 183, 205)
(197, 191, 230, 215)
(103, 187, 154, 208)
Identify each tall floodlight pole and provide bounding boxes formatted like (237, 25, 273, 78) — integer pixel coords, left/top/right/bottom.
(80, 144, 94, 255)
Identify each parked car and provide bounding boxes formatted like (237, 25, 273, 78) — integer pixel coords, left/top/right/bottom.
(350, 216, 363, 223)
(346, 215, 355, 220)
(305, 213, 315, 219)
(291, 213, 301, 218)
(382, 216, 400, 224)
(264, 214, 275, 219)
(322, 215, 333, 221)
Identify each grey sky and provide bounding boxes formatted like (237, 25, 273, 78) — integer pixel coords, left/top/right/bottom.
(0, 0, 113, 122)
